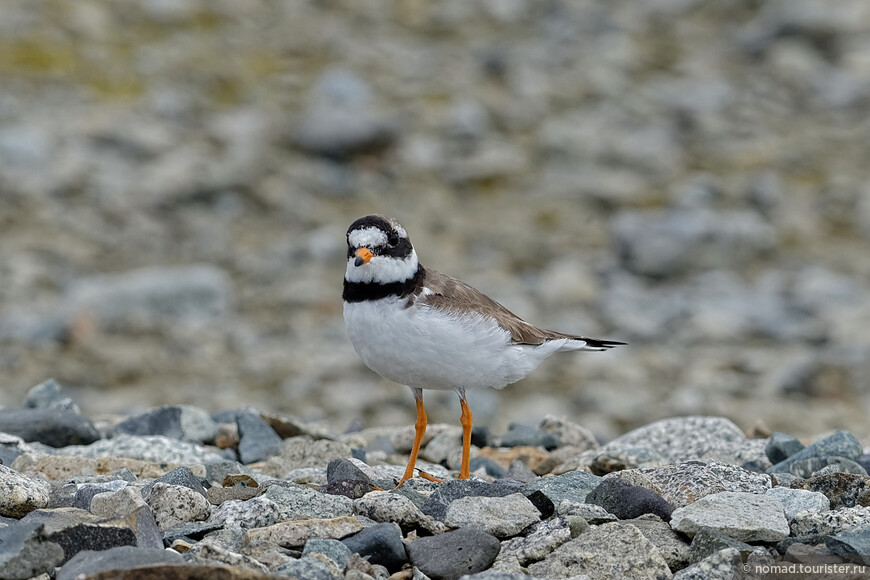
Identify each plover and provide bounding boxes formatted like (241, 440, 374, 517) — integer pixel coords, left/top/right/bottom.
(342, 214, 624, 484)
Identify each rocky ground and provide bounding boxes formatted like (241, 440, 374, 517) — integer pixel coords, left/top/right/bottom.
(1, 3, 870, 442)
(5, 382, 870, 579)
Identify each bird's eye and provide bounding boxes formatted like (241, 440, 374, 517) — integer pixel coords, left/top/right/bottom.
(387, 232, 399, 247)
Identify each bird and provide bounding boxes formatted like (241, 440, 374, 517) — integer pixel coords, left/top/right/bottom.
(342, 214, 624, 485)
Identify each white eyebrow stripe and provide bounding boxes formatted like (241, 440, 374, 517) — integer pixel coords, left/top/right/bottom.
(349, 227, 388, 248)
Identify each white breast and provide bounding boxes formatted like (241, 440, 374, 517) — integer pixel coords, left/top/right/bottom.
(343, 296, 567, 391)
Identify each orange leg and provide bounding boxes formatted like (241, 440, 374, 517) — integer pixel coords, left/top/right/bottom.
(398, 394, 427, 487)
(459, 396, 473, 479)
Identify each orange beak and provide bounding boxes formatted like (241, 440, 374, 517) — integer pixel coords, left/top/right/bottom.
(354, 247, 373, 267)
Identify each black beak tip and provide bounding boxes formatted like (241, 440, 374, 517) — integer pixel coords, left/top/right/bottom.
(354, 257, 364, 267)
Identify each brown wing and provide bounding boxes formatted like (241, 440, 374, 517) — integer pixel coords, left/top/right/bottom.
(413, 268, 624, 347)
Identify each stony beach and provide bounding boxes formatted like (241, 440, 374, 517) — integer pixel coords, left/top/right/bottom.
(3, 380, 870, 579)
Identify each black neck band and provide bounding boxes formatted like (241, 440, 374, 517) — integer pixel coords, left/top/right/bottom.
(343, 265, 423, 303)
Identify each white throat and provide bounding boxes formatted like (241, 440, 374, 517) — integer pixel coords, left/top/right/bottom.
(345, 249, 419, 285)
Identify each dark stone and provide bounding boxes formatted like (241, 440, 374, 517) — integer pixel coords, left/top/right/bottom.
(586, 478, 674, 521)
(499, 423, 559, 450)
(0, 408, 100, 448)
(793, 472, 870, 509)
(421, 480, 521, 521)
(141, 466, 207, 500)
(72, 481, 128, 511)
(777, 535, 831, 554)
(0, 521, 65, 580)
(341, 522, 407, 573)
(690, 527, 756, 562)
(56, 545, 184, 580)
(765, 432, 805, 465)
(327, 458, 373, 484)
(351, 447, 366, 462)
(768, 430, 861, 474)
(857, 454, 870, 475)
(524, 490, 555, 520)
(161, 521, 223, 546)
(406, 527, 501, 580)
(826, 531, 870, 565)
(111, 405, 217, 444)
(20, 508, 139, 565)
(789, 456, 868, 478)
(237, 411, 283, 464)
(320, 479, 374, 500)
(471, 426, 490, 449)
(526, 470, 601, 505)
(322, 458, 377, 498)
(469, 456, 506, 479)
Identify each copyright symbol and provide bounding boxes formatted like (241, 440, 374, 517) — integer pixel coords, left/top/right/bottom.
(742, 563, 751, 573)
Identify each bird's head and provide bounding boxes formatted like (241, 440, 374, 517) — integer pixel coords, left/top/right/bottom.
(345, 214, 419, 284)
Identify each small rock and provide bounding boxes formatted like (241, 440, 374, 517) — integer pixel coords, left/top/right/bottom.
(633, 460, 771, 507)
(186, 537, 270, 574)
(237, 411, 284, 464)
(142, 466, 207, 499)
(20, 507, 152, 565)
(444, 493, 540, 538)
(672, 547, 741, 580)
(210, 497, 280, 529)
(341, 521, 407, 573)
(260, 481, 354, 520)
(406, 527, 501, 580)
(354, 491, 445, 534)
(790, 506, 870, 537)
(765, 432, 805, 464)
(0, 409, 100, 448)
(58, 434, 226, 464)
(90, 486, 147, 519)
(826, 530, 870, 565)
(260, 437, 352, 478)
(71, 480, 128, 511)
(669, 491, 790, 542)
(628, 515, 692, 573)
(813, 459, 869, 477)
(0, 464, 51, 517)
(420, 430, 462, 465)
(503, 460, 538, 483)
(767, 430, 862, 474)
(11, 453, 204, 481)
(556, 501, 618, 524)
(111, 405, 218, 444)
(303, 538, 353, 570)
(765, 487, 830, 520)
(527, 521, 672, 579)
(22, 378, 80, 413)
(586, 477, 674, 521)
(539, 415, 598, 451)
(688, 527, 755, 562)
(525, 470, 601, 505)
(474, 446, 552, 474)
(246, 516, 363, 549)
(497, 424, 558, 450)
(496, 516, 572, 566)
(146, 482, 211, 530)
(275, 555, 339, 580)
(291, 68, 397, 160)
(793, 472, 870, 508)
(55, 545, 184, 580)
(0, 521, 65, 580)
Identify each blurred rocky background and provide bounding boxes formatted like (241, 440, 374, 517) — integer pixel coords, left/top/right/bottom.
(1, 0, 869, 441)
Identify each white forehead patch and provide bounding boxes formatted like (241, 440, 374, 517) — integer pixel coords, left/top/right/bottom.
(348, 227, 388, 248)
